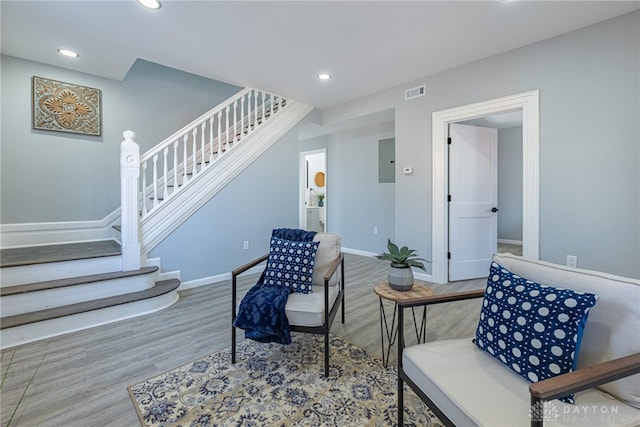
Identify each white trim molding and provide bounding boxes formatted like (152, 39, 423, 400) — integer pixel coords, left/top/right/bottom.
(431, 90, 540, 284)
(0, 209, 121, 249)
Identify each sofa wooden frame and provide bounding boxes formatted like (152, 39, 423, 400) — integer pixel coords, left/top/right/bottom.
(396, 290, 640, 427)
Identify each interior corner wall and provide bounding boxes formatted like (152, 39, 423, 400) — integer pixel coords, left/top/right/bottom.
(498, 126, 523, 242)
(0, 56, 241, 223)
(322, 11, 640, 278)
(301, 121, 395, 254)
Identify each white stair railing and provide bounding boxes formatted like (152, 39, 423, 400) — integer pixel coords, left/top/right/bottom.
(138, 88, 287, 217)
(119, 88, 289, 268)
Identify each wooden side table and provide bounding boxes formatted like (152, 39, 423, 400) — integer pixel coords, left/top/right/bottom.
(373, 281, 434, 368)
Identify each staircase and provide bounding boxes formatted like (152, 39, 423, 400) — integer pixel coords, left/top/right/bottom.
(0, 240, 180, 348)
(0, 88, 312, 349)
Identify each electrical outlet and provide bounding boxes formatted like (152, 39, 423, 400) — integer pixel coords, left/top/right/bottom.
(373, 227, 378, 235)
(566, 255, 577, 268)
(243, 241, 249, 250)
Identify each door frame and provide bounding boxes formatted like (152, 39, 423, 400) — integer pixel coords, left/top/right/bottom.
(299, 148, 327, 231)
(431, 90, 540, 284)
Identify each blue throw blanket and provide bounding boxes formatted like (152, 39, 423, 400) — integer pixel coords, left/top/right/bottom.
(233, 228, 317, 344)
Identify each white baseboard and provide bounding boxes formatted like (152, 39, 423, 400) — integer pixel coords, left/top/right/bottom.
(178, 265, 264, 291)
(0, 209, 121, 249)
(498, 239, 523, 245)
(341, 247, 377, 257)
(414, 271, 435, 283)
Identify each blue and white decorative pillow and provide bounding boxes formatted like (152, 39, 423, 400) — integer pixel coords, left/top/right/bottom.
(474, 262, 598, 403)
(263, 237, 319, 294)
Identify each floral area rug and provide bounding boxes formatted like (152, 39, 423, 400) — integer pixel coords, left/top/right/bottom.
(128, 333, 443, 426)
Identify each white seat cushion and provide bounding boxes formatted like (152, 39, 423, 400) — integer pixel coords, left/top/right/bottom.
(403, 338, 640, 426)
(286, 284, 339, 327)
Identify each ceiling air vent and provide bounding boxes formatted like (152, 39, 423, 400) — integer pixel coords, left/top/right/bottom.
(405, 85, 426, 101)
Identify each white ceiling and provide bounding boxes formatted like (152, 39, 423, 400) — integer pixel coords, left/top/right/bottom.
(1, 1, 638, 110)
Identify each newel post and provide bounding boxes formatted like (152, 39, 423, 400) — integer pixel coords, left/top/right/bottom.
(120, 130, 141, 271)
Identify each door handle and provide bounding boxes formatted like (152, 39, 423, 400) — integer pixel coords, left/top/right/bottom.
(491, 207, 499, 213)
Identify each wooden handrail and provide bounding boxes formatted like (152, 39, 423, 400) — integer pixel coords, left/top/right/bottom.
(232, 253, 269, 277)
(530, 352, 640, 401)
(397, 288, 485, 308)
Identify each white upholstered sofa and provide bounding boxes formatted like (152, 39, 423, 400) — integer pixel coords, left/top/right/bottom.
(398, 253, 640, 426)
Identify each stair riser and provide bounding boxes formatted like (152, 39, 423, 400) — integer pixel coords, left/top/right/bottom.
(1, 273, 157, 316)
(0, 256, 122, 286)
(0, 291, 179, 350)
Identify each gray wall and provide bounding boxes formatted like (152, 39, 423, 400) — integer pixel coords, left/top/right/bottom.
(301, 121, 396, 254)
(323, 11, 640, 278)
(498, 126, 523, 242)
(1, 56, 240, 223)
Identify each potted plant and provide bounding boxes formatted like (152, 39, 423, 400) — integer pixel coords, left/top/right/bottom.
(317, 193, 325, 207)
(375, 239, 429, 291)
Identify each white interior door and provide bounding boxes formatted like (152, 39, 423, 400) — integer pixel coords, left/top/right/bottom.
(448, 123, 498, 281)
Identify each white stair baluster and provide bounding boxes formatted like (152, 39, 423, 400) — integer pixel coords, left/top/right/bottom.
(261, 91, 265, 124)
(173, 141, 179, 193)
(183, 134, 189, 183)
(253, 89, 258, 128)
(225, 106, 230, 149)
(217, 111, 222, 157)
(200, 123, 206, 169)
(247, 92, 252, 134)
(240, 96, 245, 140)
(141, 162, 148, 215)
(233, 100, 238, 143)
(191, 128, 198, 176)
(163, 147, 169, 200)
(152, 154, 159, 208)
(209, 117, 214, 163)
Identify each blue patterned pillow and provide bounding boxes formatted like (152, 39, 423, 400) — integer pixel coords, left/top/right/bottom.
(263, 237, 319, 294)
(475, 262, 598, 403)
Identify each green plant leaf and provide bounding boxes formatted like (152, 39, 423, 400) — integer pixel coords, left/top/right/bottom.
(377, 239, 431, 269)
(387, 239, 400, 255)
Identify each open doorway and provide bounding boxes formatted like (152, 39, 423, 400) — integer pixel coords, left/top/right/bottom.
(431, 90, 540, 284)
(300, 149, 327, 232)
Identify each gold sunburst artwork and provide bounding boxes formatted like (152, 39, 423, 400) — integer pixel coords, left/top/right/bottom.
(32, 76, 102, 136)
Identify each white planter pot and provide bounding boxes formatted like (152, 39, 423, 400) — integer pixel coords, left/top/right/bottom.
(388, 265, 414, 291)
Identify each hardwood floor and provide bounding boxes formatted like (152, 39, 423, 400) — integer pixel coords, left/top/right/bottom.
(0, 254, 486, 427)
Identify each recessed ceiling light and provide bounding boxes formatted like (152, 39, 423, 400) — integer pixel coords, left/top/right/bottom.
(137, 0, 161, 10)
(57, 48, 79, 58)
(317, 73, 332, 80)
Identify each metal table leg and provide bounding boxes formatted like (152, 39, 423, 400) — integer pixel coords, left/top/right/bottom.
(378, 297, 427, 368)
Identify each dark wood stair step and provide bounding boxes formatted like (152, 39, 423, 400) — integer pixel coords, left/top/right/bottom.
(0, 279, 180, 330)
(0, 240, 121, 268)
(0, 266, 159, 297)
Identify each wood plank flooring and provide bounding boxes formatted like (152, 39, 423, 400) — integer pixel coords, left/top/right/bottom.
(0, 254, 487, 427)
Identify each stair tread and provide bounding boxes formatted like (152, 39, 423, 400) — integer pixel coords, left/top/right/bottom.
(0, 240, 121, 268)
(0, 279, 180, 329)
(0, 266, 159, 296)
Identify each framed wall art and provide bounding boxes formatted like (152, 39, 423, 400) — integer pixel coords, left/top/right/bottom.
(32, 76, 102, 136)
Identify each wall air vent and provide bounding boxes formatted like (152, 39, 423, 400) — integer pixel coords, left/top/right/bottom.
(405, 85, 426, 101)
